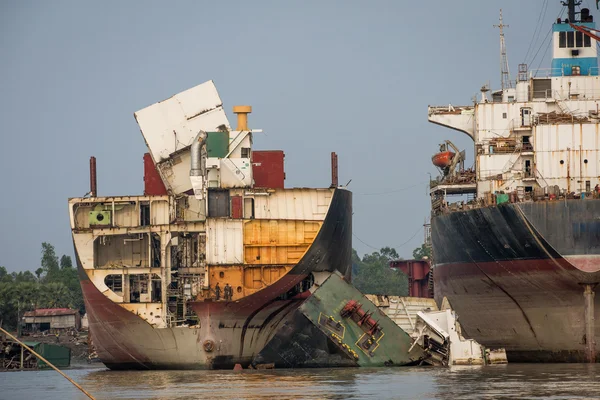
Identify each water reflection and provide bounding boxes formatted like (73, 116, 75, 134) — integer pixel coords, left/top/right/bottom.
(2, 364, 600, 400)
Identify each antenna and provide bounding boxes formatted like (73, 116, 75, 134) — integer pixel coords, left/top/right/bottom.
(561, 0, 582, 23)
(494, 9, 513, 90)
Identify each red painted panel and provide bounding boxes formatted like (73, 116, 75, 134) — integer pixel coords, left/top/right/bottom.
(389, 259, 432, 298)
(252, 150, 285, 189)
(143, 153, 168, 195)
(231, 195, 243, 219)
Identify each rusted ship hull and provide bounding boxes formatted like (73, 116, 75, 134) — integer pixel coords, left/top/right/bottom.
(78, 189, 352, 370)
(432, 200, 600, 362)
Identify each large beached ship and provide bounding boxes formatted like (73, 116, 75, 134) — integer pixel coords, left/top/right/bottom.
(428, 1, 600, 362)
(68, 81, 353, 369)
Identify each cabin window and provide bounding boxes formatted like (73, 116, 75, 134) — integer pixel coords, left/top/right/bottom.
(521, 107, 532, 127)
(241, 147, 251, 158)
(522, 136, 532, 151)
(243, 197, 254, 219)
(567, 31, 575, 48)
(502, 112, 507, 119)
(585, 35, 591, 47)
(140, 202, 150, 226)
(559, 32, 566, 48)
(576, 31, 583, 48)
(105, 274, 123, 294)
(524, 160, 532, 177)
(151, 274, 162, 302)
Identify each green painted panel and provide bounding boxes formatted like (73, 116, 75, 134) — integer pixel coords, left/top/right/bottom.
(36, 343, 71, 368)
(496, 193, 509, 205)
(299, 272, 426, 367)
(22, 342, 71, 368)
(206, 131, 229, 158)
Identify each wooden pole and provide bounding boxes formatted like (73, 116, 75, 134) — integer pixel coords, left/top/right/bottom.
(0, 327, 96, 400)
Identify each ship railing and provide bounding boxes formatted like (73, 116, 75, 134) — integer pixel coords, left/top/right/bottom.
(530, 89, 600, 107)
(428, 104, 474, 115)
(529, 68, 562, 78)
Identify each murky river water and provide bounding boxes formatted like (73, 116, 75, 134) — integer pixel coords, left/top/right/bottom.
(1, 364, 600, 399)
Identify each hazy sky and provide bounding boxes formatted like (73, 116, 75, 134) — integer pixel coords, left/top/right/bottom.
(0, 1, 574, 272)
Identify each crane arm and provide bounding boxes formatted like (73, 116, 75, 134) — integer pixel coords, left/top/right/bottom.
(569, 23, 600, 42)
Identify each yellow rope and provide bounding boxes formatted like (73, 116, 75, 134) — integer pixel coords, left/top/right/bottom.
(0, 327, 96, 400)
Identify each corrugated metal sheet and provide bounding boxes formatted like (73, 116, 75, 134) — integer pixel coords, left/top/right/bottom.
(143, 153, 167, 195)
(150, 199, 171, 225)
(253, 189, 333, 220)
(23, 308, 78, 317)
(206, 219, 243, 264)
(208, 190, 230, 217)
(243, 220, 321, 264)
(364, 296, 438, 334)
(112, 203, 138, 227)
(252, 151, 285, 189)
(231, 196, 243, 219)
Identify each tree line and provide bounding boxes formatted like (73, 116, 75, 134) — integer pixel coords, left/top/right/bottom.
(0, 243, 83, 330)
(0, 241, 431, 330)
(351, 244, 431, 296)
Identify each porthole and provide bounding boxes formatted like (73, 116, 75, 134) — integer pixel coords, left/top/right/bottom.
(560, 160, 565, 165)
(219, 271, 224, 278)
(584, 159, 588, 164)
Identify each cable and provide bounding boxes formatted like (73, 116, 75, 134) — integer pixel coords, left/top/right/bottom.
(530, 7, 565, 74)
(352, 232, 380, 251)
(353, 225, 423, 256)
(524, 0, 549, 64)
(396, 226, 423, 249)
(354, 182, 427, 196)
(533, 31, 554, 73)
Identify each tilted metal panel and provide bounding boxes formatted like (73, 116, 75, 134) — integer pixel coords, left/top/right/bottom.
(134, 81, 231, 194)
(253, 188, 333, 220)
(206, 219, 243, 264)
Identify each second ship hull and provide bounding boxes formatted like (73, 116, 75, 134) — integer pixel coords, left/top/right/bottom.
(432, 199, 600, 362)
(80, 189, 352, 370)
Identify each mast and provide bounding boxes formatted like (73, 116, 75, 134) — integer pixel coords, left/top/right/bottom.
(494, 9, 512, 90)
(561, 0, 582, 23)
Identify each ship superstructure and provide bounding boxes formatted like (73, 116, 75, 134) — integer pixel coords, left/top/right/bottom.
(428, 2, 600, 362)
(68, 81, 353, 369)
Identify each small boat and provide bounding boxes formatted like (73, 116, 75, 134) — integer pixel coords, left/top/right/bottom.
(431, 151, 455, 168)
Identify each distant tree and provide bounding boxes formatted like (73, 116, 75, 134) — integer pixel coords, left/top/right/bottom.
(39, 282, 72, 308)
(0, 266, 11, 283)
(0, 243, 85, 331)
(41, 242, 60, 281)
(60, 255, 73, 270)
(412, 244, 432, 260)
(352, 247, 408, 296)
(35, 268, 44, 281)
(12, 271, 37, 283)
